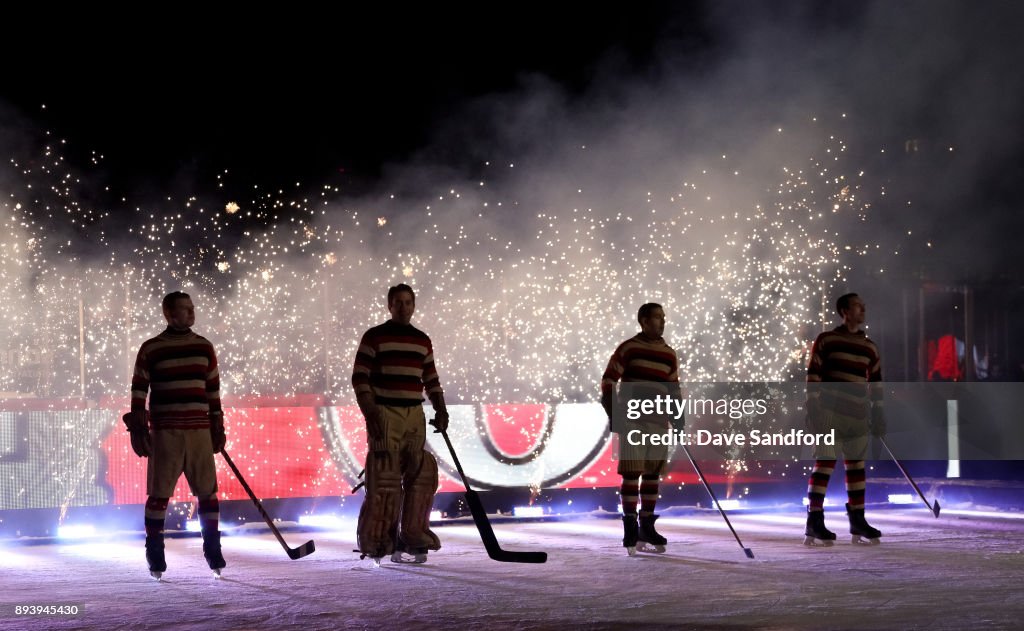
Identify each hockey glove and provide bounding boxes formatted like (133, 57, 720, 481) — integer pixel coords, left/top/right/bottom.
(804, 398, 826, 434)
(363, 408, 390, 454)
(122, 411, 152, 458)
(209, 411, 226, 454)
(670, 411, 685, 432)
(429, 409, 450, 433)
(870, 406, 887, 438)
(364, 407, 384, 439)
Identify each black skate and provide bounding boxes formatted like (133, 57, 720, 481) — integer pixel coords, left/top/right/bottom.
(846, 503, 882, 545)
(202, 528, 227, 578)
(622, 514, 639, 556)
(146, 535, 166, 580)
(637, 514, 667, 553)
(803, 509, 836, 547)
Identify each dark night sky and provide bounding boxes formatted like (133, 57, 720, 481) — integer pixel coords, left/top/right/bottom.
(2, 3, 705, 190)
(3, 1, 1024, 280)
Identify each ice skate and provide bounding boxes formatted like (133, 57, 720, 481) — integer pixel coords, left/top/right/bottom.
(146, 535, 167, 578)
(622, 514, 639, 556)
(389, 540, 425, 565)
(202, 528, 227, 572)
(847, 503, 882, 545)
(803, 509, 836, 547)
(390, 547, 428, 564)
(637, 514, 667, 553)
(149, 570, 163, 581)
(358, 548, 386, 567)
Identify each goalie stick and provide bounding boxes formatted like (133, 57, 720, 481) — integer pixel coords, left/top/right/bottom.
(221, 449, 316, 559)
(437, 426, 547, 563)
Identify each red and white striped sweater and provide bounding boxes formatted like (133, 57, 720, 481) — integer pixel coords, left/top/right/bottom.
(131, 328, 222, 430)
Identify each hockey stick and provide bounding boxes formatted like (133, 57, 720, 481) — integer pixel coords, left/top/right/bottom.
(879, 437, 941, 518)
(678, 444, 755, 559)
(438, 427, 547, 563)
(221, 450, 316, 559)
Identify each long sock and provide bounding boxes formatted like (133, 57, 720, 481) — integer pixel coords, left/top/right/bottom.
(620, 475, 639, 516)
(844, 460, 866, 509)
(639, 474, 660, 517)
(198, 494, 220, 532)
(807, 460, 835, 511)
(145, 496, 169, 536)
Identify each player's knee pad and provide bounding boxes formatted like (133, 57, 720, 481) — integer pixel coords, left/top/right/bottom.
(356, 451, 402, 556)
(399, 450, 441, 551)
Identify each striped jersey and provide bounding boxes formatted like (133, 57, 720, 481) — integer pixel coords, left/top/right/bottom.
(131, 328, 222, 430)
(807, 326, 883, 415)
(352, 320, 443, 406)
(601, 334, 680, 413)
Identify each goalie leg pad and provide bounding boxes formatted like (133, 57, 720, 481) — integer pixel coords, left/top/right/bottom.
(398, 450, 441, 551)
(356, 449, 402, 557)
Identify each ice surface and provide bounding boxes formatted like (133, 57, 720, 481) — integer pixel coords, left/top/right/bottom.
(1, 510, 1023, 630)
